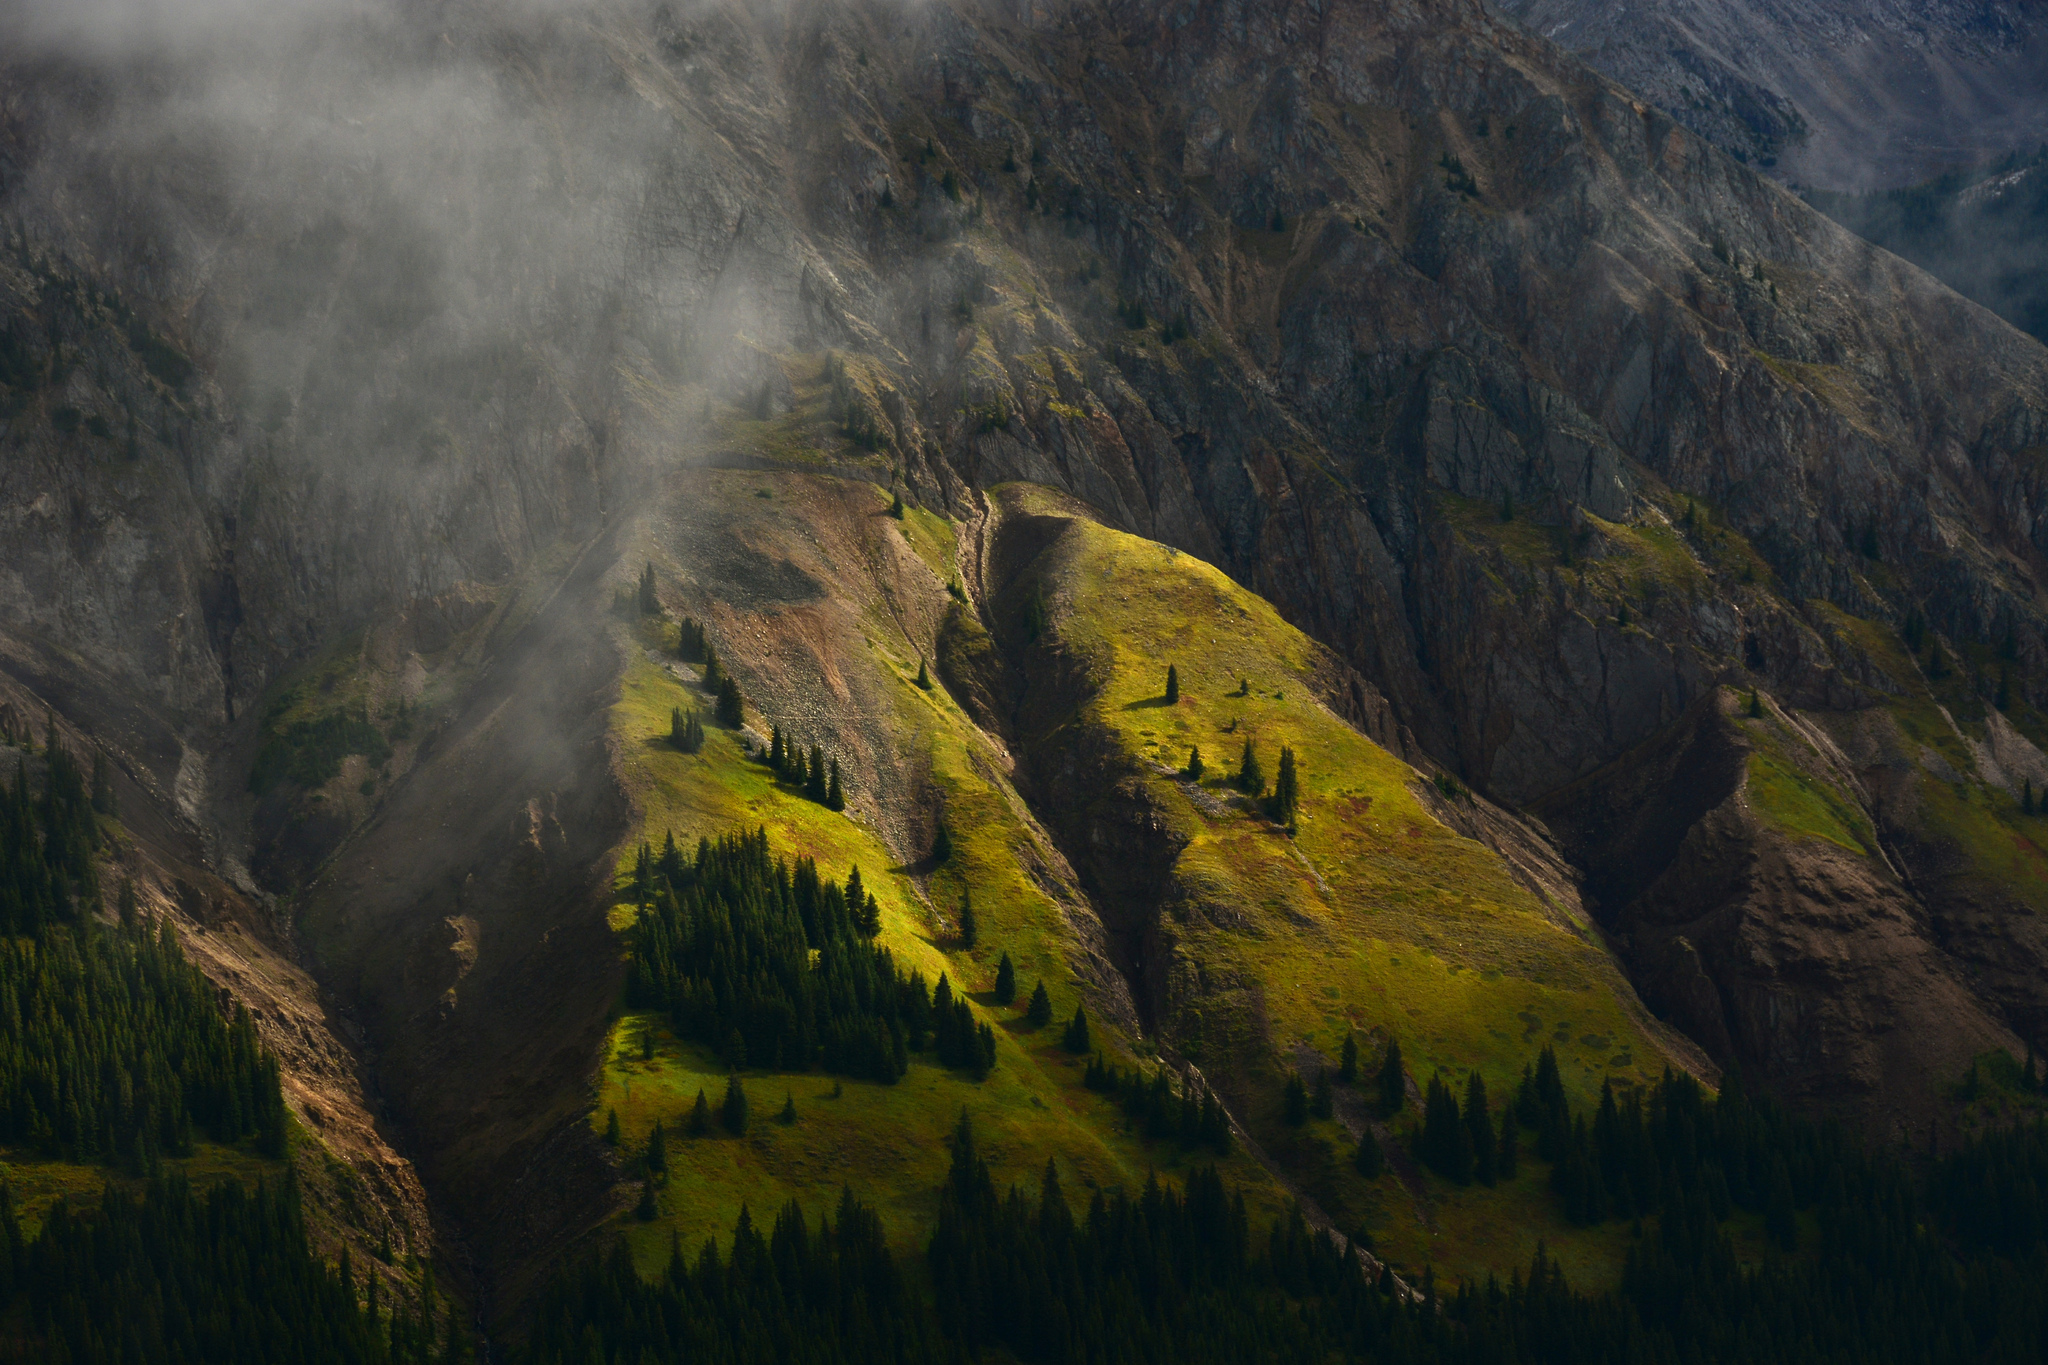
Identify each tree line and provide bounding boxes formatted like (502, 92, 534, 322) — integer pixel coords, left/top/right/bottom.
(531, 1090, 2048, 1365)
(0, 1170, 461, 1364)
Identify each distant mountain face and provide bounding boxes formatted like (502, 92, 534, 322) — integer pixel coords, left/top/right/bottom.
(1498, 0, 2048, 191)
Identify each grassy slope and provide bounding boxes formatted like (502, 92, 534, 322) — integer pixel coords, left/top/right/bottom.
(593, 475, 1291, 1276)
(1007, 485, 1688, 1285)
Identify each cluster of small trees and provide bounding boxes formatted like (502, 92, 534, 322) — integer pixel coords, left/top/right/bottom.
(1220, 738, 1299, 827)
(1083, 1057, 1234, 1154)
(625, 829, 991, 1083)
(1417, 1070, 1517, 1186)
(765, 728, 847, 811)
(1, 739, 100, 932)
(669, 707, 705, 753)
(700, 644, 746, 728)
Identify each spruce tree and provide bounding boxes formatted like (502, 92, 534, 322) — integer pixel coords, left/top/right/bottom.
(1027, 981, 1053, 1027)
(1164, 664, 1179, 704)
(604, 1109, 621, 1146)
(1062, 1004, 1091, 1053)
(993, 952, 1016, 1005)
(770, 725, 785, 772)
(890, 491, 905, 519)
(854, 892, 882, 938)
(1283, 1072, 1309, 1126)
(933, 820, 952, 863)
(1423, 1075, 1474, 1183)
(1354, 1127, 1384, 1178)
(716, 677, 745, 728)
(646, 1120, 667, 1173)
(1339, 1034, 1359, 1083)
(634, 1181, 658, 1221)
(1465, 1072, 1495, 1186)
(639, 562, 659, 615)
(916, 659, 932, 690)
(1184, 746, 1204, 780)
(827, 757, 845, 811)
(1748, 688, 1764, 718)
(1377, 1038, 1406, 1116)
(805, 746, 828, 803)
(1237, 738, 1263, 796)
(722, 1076, 749, 1135)
(958, 886, 976, 948)
(688, 1089, 712, 1136)
(1268, 746, 1299, 826)
(778, 1092, 797, 1125)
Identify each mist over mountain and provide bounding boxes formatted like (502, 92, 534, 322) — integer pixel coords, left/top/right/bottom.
(4, 0, 2048, 1353)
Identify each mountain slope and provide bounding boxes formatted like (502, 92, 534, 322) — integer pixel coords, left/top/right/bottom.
(1498, 0, 2048, 190)
(4, 0, 2048, 1329)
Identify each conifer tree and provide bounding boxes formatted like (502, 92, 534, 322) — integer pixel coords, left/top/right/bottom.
(702, 643, 724, 694)
(958, 886, 976, 948)
(805, 746, 828, 803)
(646, 1120, 667, 1173)
(993, 952, 1016, 1005)
(1747, 688, 1764, 718)
(778, 1092, 797, 1125)
(1062, 1004, 1091, 1053)
(770, 726, 785, 772)
(916, 659, 932, 690)
(1466, 1072, 1496, 1186)
(1164, 664, 1179, 704)
(1423, 1074, 1474, 1183)
(722, 1076, 749, 1135)
(634, 1181, 658, 1221)
(638, 562, 659, 615)
(716, 677, 745, 728)
(827, 757, 846, 811)
(1339, 1034, 1359, 1083)
(1354, 1126, 1384, 1178)
(604, 1109, 621, 1146)
(1183, 746, 1204, 780)
(890, 491, 905, 518)
(1236, 738, 1263, 796)
(1378, 1038, 1406, 1116)
(1267, 745, 1299, 826)
(1283, 1072, 1309, 1126)
(1027, 980, 1053, 1027)
(688, 1089, 712, 1137)
(932, 820, 952, 864)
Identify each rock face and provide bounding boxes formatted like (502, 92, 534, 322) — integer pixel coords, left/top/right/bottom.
(5, 0, 2048, 1318)
(1499, 0, 2048, 190)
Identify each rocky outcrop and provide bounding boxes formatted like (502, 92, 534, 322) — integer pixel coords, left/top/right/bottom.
(1537, 688, 2015, 1132)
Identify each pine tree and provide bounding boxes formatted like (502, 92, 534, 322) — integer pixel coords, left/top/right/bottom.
(688, 1089, 712, 1136)
(1184, 746, 1204, 780)
(703, 643, 724, 694)
(1164, 664, 1179, 704)
(1283, 1072, 1309, 1126)
(1237, 739, 1263, 796)
(1311, 1068, 1334, 1120)
(604, 1109, 621, 1146)
(932, 820, 952, 863)
(1062, 1004, 1091, 1053)
(805, 746, 828, 803)
(1354, 1127, 1384, 1178)
(958, 886, 976, 948)
(778, 1092, 797, 1125)
(639, 562, 659, 614)
(1378, 1038, 1406, 1116)
(890, 490, 905, 518)
(827, 757, 845, 811)
(1267, 746, 1299, 826)
(646, 1120, 667, 1173)
(993, 952, 1016, 1004)
(634, 1181, 658, 1221)
(1423, 1075, 1474, 1183)
(1339, 1034, 1359, 1083)
(1027, 980, 1053, 1027)
(854, 891, 882, 938)
(716, 677, 745, 728)
(1465, 1072, 1495, 1186)
(722, 1076, 749, 1135)
(770, 725, 785, 772)
(1748, 688, 1764, 718)
(916, 659, 932, 690)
